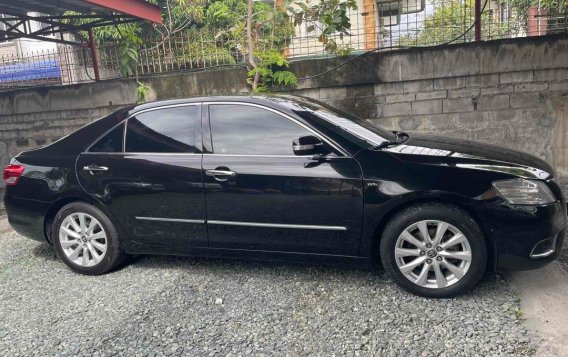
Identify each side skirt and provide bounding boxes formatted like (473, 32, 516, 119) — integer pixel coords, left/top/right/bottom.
(126, 244, 375, 269)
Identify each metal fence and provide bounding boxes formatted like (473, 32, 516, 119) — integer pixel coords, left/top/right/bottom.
(0, 45, 106, 89)
(135, 31, 246, 75)
(0, 0, 566, 89)
(0, 29, 250, 89)
(287, 0, 568, 56)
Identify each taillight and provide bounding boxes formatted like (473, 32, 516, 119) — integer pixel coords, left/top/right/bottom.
(4, 164, 25, 186)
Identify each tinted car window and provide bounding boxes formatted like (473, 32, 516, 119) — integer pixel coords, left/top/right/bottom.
(126, 106, 198, 153)
(209, 104, 312, 155)
(89, 123, 124, 153)
(286, 95, 397, 148)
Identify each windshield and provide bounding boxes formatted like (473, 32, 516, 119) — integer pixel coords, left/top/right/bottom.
(286, 96, 397, 147)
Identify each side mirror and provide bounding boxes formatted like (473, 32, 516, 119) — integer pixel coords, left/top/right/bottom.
(293, 135, 324, 156)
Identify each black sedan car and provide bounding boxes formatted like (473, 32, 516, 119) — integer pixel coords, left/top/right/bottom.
(3, 95, 565, 297)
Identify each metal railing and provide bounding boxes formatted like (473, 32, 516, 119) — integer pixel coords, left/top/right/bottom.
(288, 0, 567, 56)
(0, 46, 84, 88)
(135, 31, 246, 75)
(0, 0, 566, 89)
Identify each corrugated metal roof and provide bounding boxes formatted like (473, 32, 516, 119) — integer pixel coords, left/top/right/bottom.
(0, 0, 161, 23)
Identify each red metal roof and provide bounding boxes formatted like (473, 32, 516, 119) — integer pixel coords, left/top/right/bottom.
(0, 0, 162, 24)
(84, 0, 162, 24)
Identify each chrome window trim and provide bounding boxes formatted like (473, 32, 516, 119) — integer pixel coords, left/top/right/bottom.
(206, 101, 350, 157)
(122, 117, 127, 152)
(201, 153, 349, 159)
(129, 102, 202, 117)
(125, 152, 201, 156)
(82, 152, 202, 156)
(208, 220, 348, 231)
(135, 216, 205, 224)
(81, 152, 350, 159)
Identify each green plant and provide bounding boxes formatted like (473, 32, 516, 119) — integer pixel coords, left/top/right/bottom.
(247, 50, 298, 92)
(67, 0, 297, 92)
(506, 306, 523, 320)
(95, 22, 143, 77)
(136, 81, 152, 103)
(64, 11, 143, 77)
(287, 0, 358, 54)
(118, 42, 142, 77)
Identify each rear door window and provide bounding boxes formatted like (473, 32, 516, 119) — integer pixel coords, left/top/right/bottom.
(126, 105, 199, 153)
(89, 123, 124, 153)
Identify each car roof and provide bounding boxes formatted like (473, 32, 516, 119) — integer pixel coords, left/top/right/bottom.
(130, 94, 302, 114)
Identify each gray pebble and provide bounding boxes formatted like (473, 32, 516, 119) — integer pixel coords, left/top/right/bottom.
(0, 231, 537, 356)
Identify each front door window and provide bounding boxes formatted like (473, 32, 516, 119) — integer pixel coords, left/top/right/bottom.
(209, 104, 315, 156)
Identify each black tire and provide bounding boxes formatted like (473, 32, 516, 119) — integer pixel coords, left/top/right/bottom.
(52, 202, 127, 275)
(380, 203, 487, 298)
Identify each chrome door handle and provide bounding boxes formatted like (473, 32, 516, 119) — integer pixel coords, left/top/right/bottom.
(205, 169, 236, 177)
(83, 165, 109, 172)
(205, 169, 237, 182)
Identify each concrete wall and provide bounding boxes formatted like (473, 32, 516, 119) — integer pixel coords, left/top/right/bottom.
(288, 35, 568, 182)
(1, 35, 567, 186)
(0, 80, 138, 168)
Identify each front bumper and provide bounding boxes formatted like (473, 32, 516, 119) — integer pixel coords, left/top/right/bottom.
(476, 200, 566, 271)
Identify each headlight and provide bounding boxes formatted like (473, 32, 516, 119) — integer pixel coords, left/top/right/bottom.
(492, 178, 555, 205)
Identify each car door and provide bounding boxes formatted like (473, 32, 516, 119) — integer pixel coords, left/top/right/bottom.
(202, 102, 364, 255)
(76, 104, 206, 252)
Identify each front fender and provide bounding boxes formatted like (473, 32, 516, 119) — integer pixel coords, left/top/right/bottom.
(354, 150, 511, 258)
(359, 187, 487, 255)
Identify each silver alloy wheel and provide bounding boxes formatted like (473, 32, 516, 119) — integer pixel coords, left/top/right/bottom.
(394, 220, 472, 289)
(59, 212, 107, 267)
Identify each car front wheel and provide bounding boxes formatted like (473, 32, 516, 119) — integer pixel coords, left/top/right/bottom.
(53, 202, 126, 275)
(380, 203, 487, 298)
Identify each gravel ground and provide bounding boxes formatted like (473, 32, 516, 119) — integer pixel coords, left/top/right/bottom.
(558, 245, 568, 273)
(0, 189, 5, 216)
(0, 231, 535, 356)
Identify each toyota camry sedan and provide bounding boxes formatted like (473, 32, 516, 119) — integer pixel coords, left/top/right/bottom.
(4, 95, 565, 297)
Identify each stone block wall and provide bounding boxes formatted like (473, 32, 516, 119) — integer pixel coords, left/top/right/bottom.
(0, 80, 139, 169)
(288, 35, 568, 182)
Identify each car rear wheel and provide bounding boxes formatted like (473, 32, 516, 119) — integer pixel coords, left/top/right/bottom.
(53, 202, 126, 275)
(380, 203, 487, 298)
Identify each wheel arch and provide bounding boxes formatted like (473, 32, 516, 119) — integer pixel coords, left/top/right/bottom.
(43, 194, 113, 245)
(368, 195, 498, 272)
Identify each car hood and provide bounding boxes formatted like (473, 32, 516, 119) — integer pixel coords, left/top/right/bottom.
(383, 133, 554, 180)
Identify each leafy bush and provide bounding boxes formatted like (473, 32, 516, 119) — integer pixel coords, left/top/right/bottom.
(247, 50, 298, 92)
